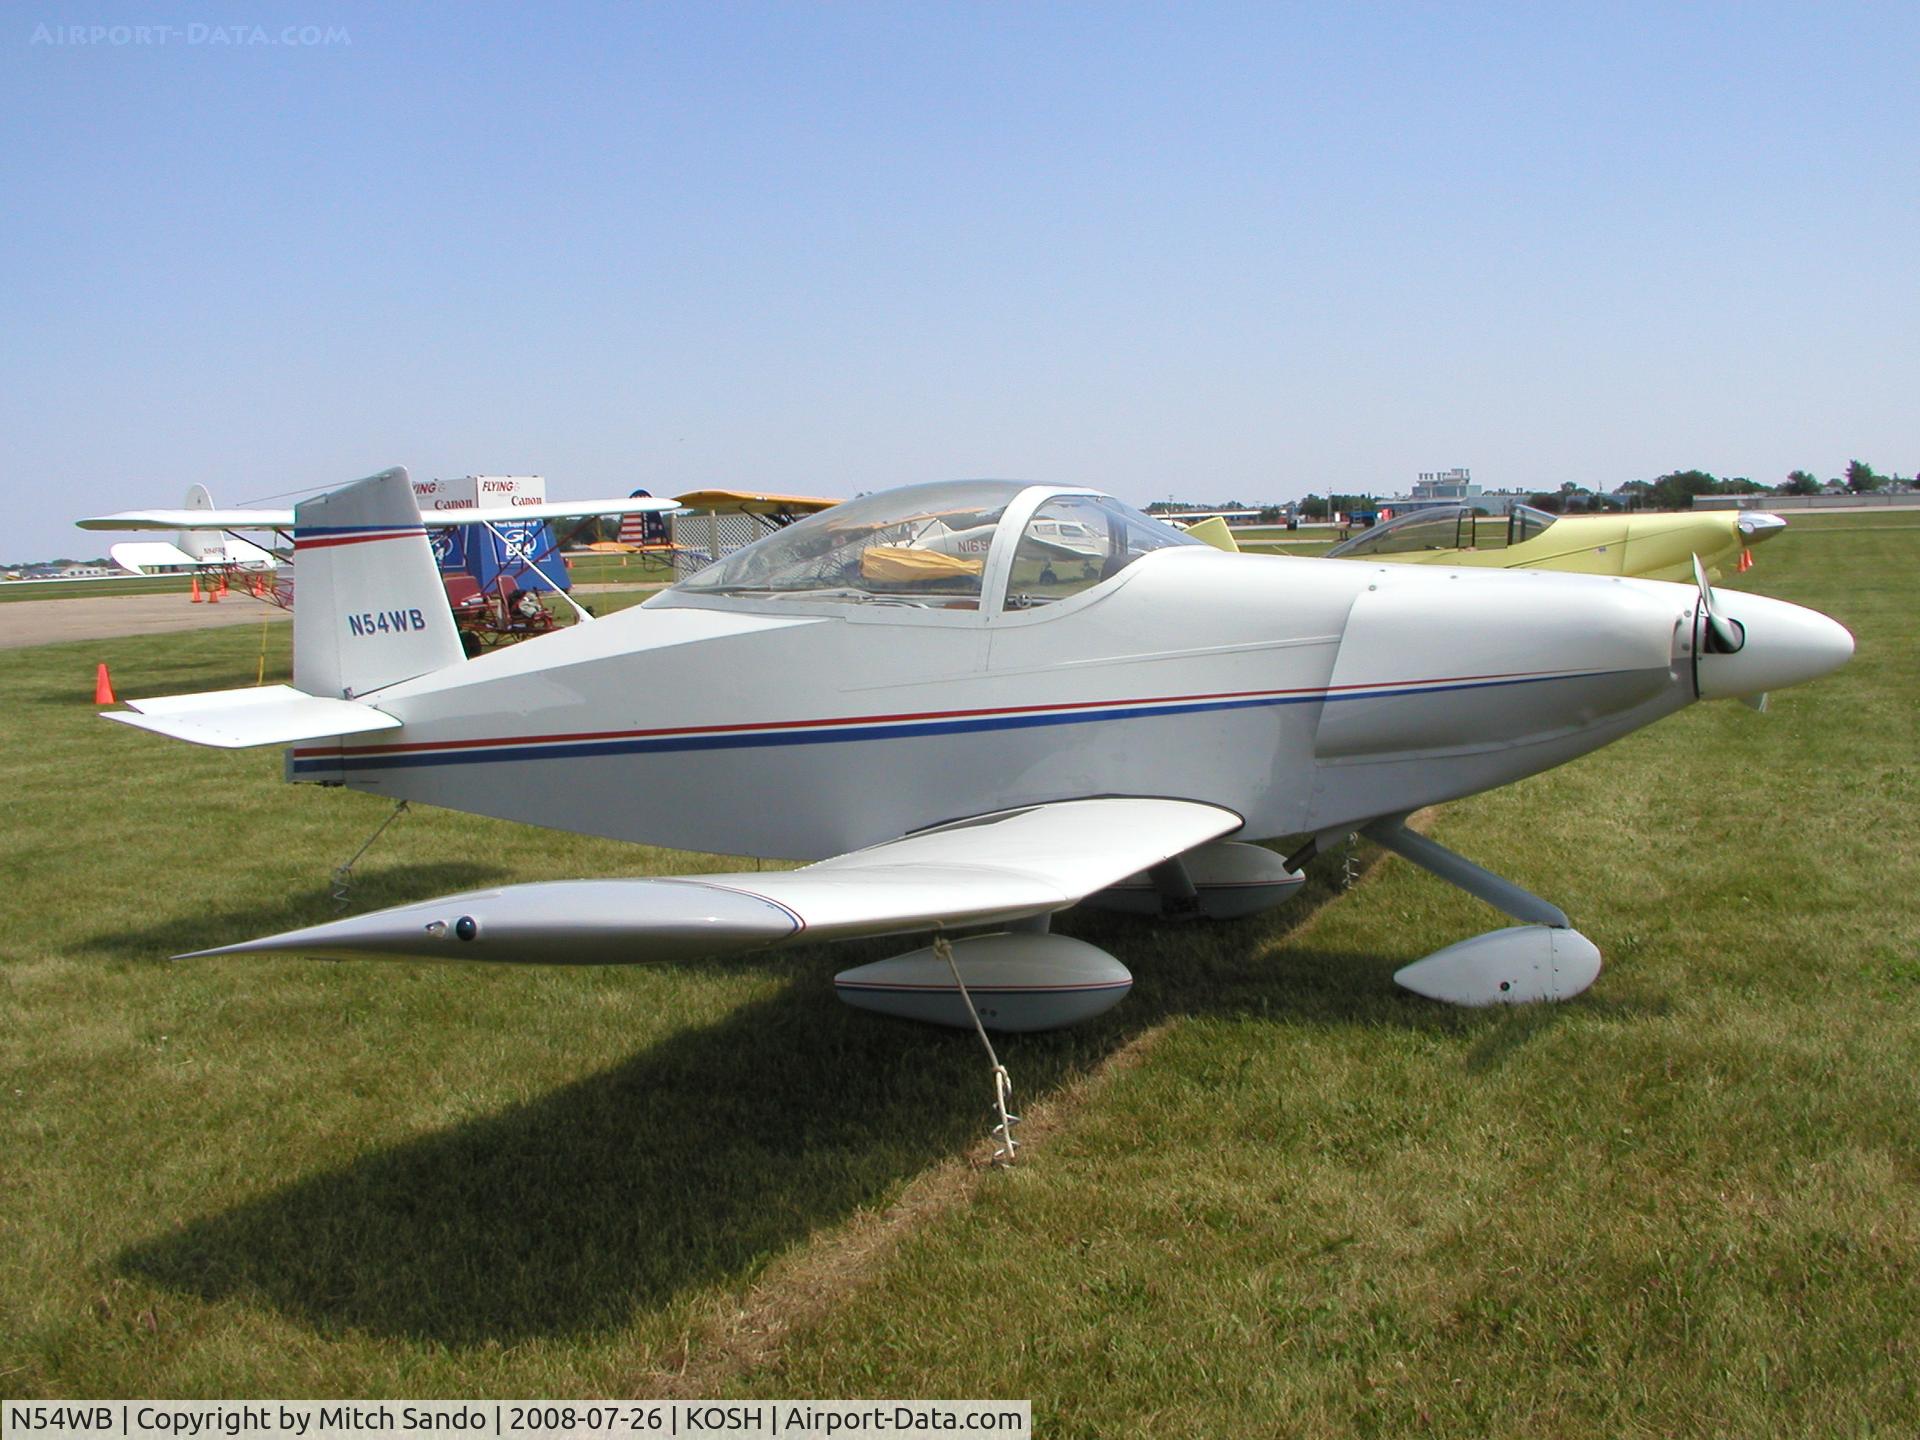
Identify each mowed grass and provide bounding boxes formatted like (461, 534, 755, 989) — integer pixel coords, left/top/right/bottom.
(1, 514, 1914, 1431)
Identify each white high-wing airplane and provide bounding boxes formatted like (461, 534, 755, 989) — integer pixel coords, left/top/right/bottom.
(99, 468, 1852, 1030)
(80, 488, 680, 546)
(79, 486, 679, 607)
(92, 483, 282, 577)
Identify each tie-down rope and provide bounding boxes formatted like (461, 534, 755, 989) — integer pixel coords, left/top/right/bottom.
(330, 800, 410, 910)
(933, 934, 1020, 1166)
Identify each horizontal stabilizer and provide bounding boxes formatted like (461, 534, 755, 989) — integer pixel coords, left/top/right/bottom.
(106, 685, 400, 749)
(180, 797, 1243, 964)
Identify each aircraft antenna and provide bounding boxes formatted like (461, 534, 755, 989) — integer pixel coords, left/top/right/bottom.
(934, 933, 1021, 1166)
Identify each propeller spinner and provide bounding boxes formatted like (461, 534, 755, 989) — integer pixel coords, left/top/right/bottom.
(1685, 552, 1853, 703)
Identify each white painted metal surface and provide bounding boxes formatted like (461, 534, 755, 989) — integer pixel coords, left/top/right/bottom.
(1687, 588, 1857, 700)
(289, 468, 466, 700)
(1393, 925, 1604, 1006)
(180, 797, 1240, 964)
(834, 934, 1133, 1031)
(1085, 841, 1306, 920)
(107, 685, 400, 748)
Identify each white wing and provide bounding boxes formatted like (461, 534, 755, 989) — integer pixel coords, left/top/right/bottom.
(424, 497, 679, 524)
(78, 497, 676, 532)
(178, 798, 1243, 964)
(80, 507, 297, 531)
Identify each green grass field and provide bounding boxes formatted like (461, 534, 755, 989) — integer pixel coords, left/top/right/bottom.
(2, 515, 1914, 1432)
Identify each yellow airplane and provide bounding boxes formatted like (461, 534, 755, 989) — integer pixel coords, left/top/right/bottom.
(621, 491, 1785, 586)
(673, 488, 842, 521)
(1317, 503, 1787, 581)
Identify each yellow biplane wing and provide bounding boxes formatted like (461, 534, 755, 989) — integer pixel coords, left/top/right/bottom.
(674, 489, 842, 517)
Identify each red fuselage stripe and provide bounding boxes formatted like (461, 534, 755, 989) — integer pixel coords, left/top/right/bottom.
(289, 666, 1580, 759)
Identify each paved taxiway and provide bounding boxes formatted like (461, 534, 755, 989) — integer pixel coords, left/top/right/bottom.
(0, 594, 290, 650)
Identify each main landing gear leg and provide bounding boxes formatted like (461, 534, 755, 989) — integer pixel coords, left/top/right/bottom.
(1358, 815, 1601, 1006)
(1146, 857, 1201, 918)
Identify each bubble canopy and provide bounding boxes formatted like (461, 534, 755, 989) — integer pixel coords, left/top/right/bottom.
(669, 480, 1199, 607)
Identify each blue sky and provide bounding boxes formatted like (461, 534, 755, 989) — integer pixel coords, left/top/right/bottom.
(4, 1, 1914, 559)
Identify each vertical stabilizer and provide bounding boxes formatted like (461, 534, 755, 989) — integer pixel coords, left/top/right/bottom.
(179, 483, 220, 562)
(292, 467, 464, 698)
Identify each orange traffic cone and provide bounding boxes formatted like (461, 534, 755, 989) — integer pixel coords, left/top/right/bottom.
(1736, 547, 1754, 574)
(94, 663, 116, 706)
(190, 574, 203, 603)
(206, 575, 220, 603)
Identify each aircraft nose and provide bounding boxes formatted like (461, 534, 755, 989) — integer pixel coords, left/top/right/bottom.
(1695, 591, 1854, 700)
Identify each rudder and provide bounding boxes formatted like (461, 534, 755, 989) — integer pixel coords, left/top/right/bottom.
(292, 466, 464, 698)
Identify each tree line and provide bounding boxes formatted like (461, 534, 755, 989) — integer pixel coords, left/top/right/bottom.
(1546, 459, 1907, 513)
(1265, 458, 1911, 520)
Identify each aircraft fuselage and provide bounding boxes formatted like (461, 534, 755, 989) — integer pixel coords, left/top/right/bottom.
(289, 544, 1710, 860)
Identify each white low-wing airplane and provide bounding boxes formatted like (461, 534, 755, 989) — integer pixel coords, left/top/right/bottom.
(99, 469, 1853, 1029)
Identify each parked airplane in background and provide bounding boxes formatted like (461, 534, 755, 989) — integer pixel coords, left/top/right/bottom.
(98, 469, 1850, 1035)
(619, 490, 1785, 586)
(80, 483, 677, 644)
(662, 489, 1104, 586)
(1323, 502, 1787, 581)
(672, 488, 842, 525)
(98, 484, 281, 580)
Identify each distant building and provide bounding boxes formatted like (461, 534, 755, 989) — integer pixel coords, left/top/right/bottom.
(1411, 469, 1480, 501)
(1380, 467, 1527, 518)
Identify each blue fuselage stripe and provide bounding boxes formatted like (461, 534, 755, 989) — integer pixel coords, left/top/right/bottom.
(289, 670, 1610, 777)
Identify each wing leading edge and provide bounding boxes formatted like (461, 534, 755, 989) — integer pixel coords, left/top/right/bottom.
(180, 797, 1244, 964)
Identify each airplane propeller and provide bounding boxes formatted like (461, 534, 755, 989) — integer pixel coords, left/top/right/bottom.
(1691, 553, 1746, 655)
(1692, 552, 1774, 709)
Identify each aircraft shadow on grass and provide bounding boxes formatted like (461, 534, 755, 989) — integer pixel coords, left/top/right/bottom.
(112, 862, 1662, 1347)
(104, 865, 1368, 1344)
